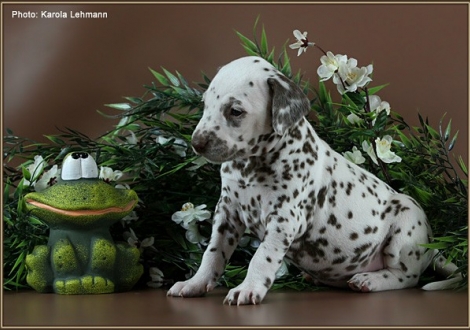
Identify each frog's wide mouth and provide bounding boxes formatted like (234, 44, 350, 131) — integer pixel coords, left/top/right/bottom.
(26, 199, 137, 217)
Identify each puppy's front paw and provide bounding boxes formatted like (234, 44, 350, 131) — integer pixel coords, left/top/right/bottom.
(167, 278, 215, 298)
(223, 283, 268, 306)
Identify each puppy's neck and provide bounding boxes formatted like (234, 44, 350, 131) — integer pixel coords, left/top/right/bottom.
(221, 117, 318, 181)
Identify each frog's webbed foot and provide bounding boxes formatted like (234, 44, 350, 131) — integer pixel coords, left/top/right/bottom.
(54, 275, 115, 294)
(25, 245, 53, 293)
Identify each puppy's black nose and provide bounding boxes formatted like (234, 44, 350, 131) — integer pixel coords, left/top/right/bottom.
(191, 134, 208, 154)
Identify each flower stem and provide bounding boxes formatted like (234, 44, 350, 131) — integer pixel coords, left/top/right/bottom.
(376, 151, 392, 185)
(314, 44, 328, 57)
(363, 87, 371, 114)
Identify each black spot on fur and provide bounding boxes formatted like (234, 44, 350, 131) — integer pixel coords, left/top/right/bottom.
(317, 186, 327, 208)
(264, 277, 272, 288)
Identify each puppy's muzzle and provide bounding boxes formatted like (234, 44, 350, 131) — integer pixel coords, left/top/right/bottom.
(191, 130, 235, 163)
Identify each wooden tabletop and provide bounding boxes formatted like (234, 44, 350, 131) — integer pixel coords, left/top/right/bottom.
(3, 287, 468, 327)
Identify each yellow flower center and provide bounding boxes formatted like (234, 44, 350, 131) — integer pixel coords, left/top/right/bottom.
(181, 202, 194, 211)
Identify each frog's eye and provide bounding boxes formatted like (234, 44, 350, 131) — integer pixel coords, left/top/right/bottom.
(80, 153, 99, 179)
(61, 152, 99, 180)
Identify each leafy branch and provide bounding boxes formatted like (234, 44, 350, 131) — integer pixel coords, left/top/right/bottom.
(3, 19, 467, 291)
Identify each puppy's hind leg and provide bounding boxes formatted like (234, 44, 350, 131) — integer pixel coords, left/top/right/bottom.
(349, 195, 431, 292)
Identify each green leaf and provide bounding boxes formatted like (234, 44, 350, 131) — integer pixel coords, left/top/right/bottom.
(21, 166, 31, 181)
(366, 83, 389, 95)
(418, 113, 426, 128)
(149, 67, 169, 86)
(432, 236, 457, 243)
(444, 118, 452, 141)
(266, 48, 275, 64)
(425, 124, 440, 140)
(241, 46, 259, 57)
(104, 103, 132, 111)
(260, 25, 268, 55)
(236, 31, 258, 54)
(318, 81, 331, 104)
(420, 242, 450, 249)
(394, 112, 405, 122)
(162, 68, 180, 87)
(166, 227, 188, 250)
(8, 251, 26, 276)
(396, 130, 411, 148)
(457, 155, 468, 175)
(44, 135, 65, 146)
(411, 186, 433, 204)
(176, 71, 189, 87)
(28, 216, 44, 226)
(124, 96, 143, 104)
(281, 50, 292, 77)
(448, 130, 459, 151)
(343, 92, 365, 110)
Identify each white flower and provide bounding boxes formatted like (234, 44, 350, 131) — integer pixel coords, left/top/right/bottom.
(238, 235, 251, 247)
(120, 210, 139, 227)
(343, 146, 365, 165)
(124, 228, 154, 252)
(171, 203, 211, 228)
(185, 221, 207, 244)
(156, 136, 188, 157)
(34, 165, 60, 192)
(126, 130, 139, 145)
(334, 58, 373, 94)
(362, 140, 378, 165)
(275, 259, 289, 279)
(368, 95, 391, 125)
(289, 30, 315, 56)
(22, 155, 45, 187)
(99, 166, 123, 183)
(238, 228, 255, 247)
(346, 112, 364, 125)
(115, 183, 131, 190)
(172, 203, 211, 244)
(147, 267, 164, 288)
(317, 51, 347, 81)
(250, 238, 261, 249)
(375, 135, 402, 164)
(376, 101, 390, 115)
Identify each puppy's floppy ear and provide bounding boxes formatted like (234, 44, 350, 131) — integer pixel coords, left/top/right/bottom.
(267, 76, 310, 135)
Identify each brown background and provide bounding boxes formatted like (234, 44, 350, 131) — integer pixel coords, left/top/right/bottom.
(3, 2, 469, 164)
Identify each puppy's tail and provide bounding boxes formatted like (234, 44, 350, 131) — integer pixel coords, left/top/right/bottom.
(421, 249, 464, 291)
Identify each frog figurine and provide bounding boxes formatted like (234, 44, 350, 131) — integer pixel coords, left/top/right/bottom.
(24, 152, 143, 294)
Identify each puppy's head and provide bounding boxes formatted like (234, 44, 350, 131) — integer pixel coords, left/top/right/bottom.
(192, 56, 310, 163)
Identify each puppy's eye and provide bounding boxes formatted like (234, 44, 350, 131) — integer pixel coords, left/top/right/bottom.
(230, 108, 244, 117)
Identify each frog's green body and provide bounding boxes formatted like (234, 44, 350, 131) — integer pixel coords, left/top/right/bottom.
(24, 153, 143, 294)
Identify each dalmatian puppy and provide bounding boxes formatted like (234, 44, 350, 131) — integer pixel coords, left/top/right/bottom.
(167, 56, 462, 305)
